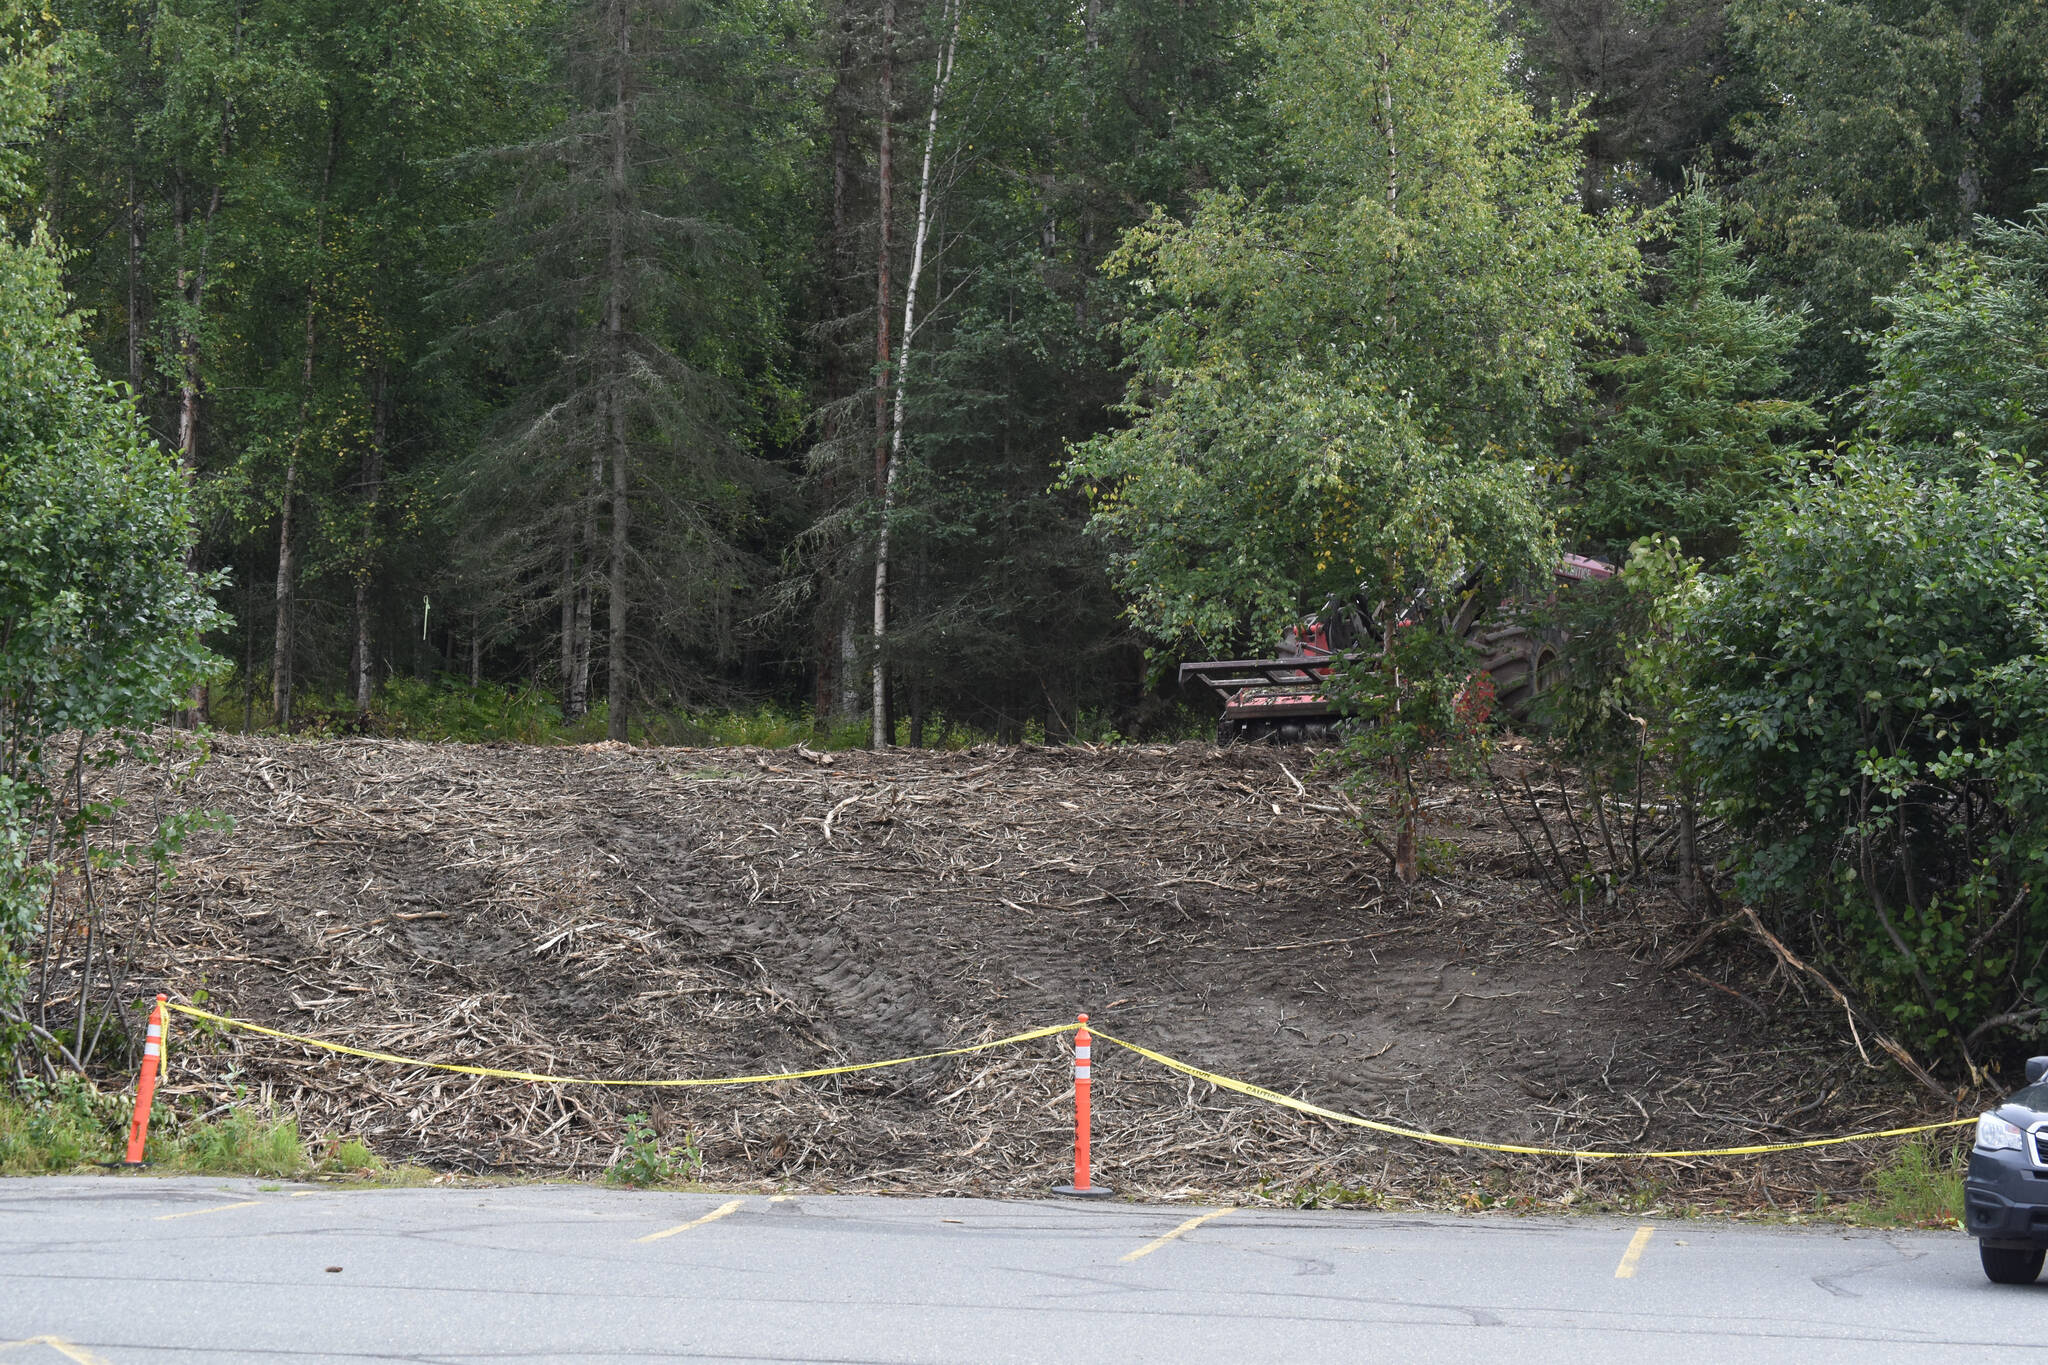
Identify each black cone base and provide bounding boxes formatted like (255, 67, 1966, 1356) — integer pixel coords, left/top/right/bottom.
(1052, 1183, 1115, 1199)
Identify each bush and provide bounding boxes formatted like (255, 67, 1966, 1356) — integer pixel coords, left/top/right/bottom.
(604, 1112, 701, 1187)
(1675, 451, 2048, 1069)
(0, 16, 221, 1033)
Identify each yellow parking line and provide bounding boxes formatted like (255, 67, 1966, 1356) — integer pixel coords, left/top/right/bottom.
(1614, 1224, 1655, 1278)
(638, 1199, 746, 1243)
(154, 1200, 263, 1221)
(1121, 1208, 1232, 1263)
(0, 1338, 113, 1365)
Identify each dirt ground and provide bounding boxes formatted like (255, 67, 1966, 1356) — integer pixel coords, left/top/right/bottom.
(83, 736, 1952, 1206)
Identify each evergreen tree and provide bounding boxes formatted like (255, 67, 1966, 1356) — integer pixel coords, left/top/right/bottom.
(445, 0, 802, 736)
(1726, 0, 2048, 394)
(1860, 203, 2048, 473)
(1576, 177, 1819, 560)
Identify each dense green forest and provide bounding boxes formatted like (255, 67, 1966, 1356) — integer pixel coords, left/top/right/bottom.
(18, 0, 2040, 744)
(8, 0, 2048, 1067)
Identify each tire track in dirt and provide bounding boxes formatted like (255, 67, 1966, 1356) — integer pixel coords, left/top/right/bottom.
(79, 736, 1920, 1201)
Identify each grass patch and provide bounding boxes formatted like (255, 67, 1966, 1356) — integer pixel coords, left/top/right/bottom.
(0, 1081, 420, 1183)
(1848, 1137, 1965, 1227)
(0, 1076, 128, 1172)
(159, 1108, 311, 1177)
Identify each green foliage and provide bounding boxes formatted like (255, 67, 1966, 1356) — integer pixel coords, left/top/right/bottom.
(1065, 0, 1633, 874)
(1857, 1137, 1965, 1227)
(0, 7, 224, 1016)
(0, 1075, 127, 1171)
(0, 1081, 314, 1177)
(1673, 451, 2048, 1064)
(1725, 0, 2048, 393)
(1577, 178, 1820, 561)
(1861, 204, 2048, 471)
(323, 1137, 380, 1173)
(1065, 0, 1631, 651)
(161, 1109, 311, 1177)
(605, 1112, 701, 1187)
(1538, 536, 1700, 792)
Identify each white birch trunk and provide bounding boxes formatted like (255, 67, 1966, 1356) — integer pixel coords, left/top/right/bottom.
(871, 0, 963, 749)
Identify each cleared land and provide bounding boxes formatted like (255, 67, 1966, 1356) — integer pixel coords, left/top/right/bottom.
(86, 737, 1942, 1203)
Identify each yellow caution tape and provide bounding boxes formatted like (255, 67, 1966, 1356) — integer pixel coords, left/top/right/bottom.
(1090, 1029, 1975, 1159)
(162, 1002, 1075, 1087)
(162, 1000, 1973, 1158)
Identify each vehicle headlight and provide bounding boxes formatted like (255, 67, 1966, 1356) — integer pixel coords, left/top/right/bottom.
(1977, 1112, 2026, 1152)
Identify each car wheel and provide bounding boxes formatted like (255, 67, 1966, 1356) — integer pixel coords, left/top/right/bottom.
(1980, 1243, 2045, 1284)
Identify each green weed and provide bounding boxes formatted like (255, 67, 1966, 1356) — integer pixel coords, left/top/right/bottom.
(160, 1108, 311, 1177)
(321, 1137, 381, 1173)
(605, 1112, 702, 1187)
(0, 1076, 126, 1172)
(1852, 1138, 1964, 1227)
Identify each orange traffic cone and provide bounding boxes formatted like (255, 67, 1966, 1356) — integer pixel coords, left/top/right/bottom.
(1053, 1014, 1112, 1198)
(123, 995, 168, 1167)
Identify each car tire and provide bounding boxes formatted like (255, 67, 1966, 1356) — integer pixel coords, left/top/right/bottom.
(1980, 1243, 2045, 1284)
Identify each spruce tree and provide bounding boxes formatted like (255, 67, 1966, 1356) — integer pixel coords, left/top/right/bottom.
(1576, 177, 1819, 561)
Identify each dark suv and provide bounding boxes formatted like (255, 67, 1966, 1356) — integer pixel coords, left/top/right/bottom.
(1967, 1057, 2048, 1283)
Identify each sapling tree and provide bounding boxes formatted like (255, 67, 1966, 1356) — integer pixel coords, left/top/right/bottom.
(1065, 0, 1629, 878)
(0, 6, 223, 1070)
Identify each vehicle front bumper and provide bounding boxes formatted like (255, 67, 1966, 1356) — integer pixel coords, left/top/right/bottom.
(1966, 1147, 2048, 1247)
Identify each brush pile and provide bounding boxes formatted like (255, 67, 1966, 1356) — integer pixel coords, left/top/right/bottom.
(77, 735, 1948, 1205)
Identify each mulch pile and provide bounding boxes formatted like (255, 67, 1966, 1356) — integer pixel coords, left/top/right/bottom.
(82, 735, 1954, 1206)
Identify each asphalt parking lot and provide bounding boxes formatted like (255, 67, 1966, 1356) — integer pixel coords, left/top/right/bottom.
(0, 1176, 2032, 1363)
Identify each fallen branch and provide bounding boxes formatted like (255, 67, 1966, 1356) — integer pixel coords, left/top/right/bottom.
(1738, 906, 1950, 1104)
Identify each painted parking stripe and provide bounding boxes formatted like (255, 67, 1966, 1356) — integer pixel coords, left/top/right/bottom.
(1121, 1208, 1232, 1263)
(154, 1200, 263, 1221)
(0, 1338, 112, 1365)
(638, 1199, 746, 1243)
(1614, 1224, 1655, 1278)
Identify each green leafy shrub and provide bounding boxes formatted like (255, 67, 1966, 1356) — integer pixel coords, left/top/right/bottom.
(0, 1076, 125, 1171)
(1675, 451, 2048, 1068)
(605, 1112, 702, 1187)
(1861, 205, 2048, 472)
(0, 15, 222, 1031)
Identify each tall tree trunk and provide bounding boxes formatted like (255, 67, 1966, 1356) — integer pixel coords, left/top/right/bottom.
(171, 181, 222, 491)
(569, 472, 596, 719)
(868, 0, 896, 749)
(272, 118, 341, 732)
(1378, 47, 1399, 344)
(352, 364, 388, 720)
(604, 0, 632, 744)
(126, 165, 144, 397)
(872, 0, 962, 752)
(1957, 7, 1983, 223)
(560, 543, 580, 704)
(814, 9, 858, 725)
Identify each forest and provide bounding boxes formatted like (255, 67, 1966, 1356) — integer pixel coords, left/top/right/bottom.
(10, 0, 2034, 743)
(5, 0, 2048, 1071)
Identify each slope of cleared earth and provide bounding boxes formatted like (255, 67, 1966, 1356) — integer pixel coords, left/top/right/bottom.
(87, 736, 1938, 1204)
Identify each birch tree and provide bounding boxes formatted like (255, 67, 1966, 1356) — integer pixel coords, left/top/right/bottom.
(869, 0, 961, 747)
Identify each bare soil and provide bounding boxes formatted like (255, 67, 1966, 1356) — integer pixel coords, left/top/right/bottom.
(85, 736, 1949, 1206)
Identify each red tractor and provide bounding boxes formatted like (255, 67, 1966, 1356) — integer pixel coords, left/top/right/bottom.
(1180, 555, 1615, 744)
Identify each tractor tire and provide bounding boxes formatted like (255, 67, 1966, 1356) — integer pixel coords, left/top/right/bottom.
(1472, 622, 1562, 726)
